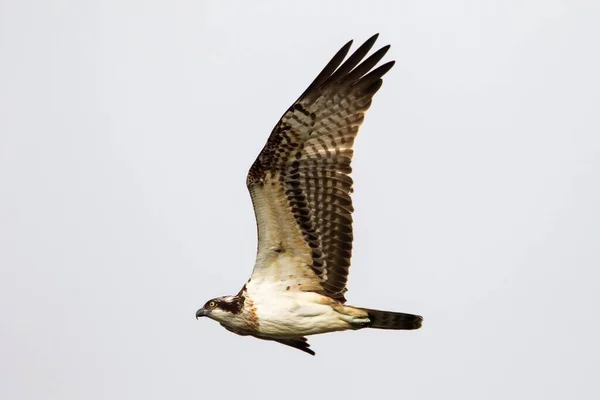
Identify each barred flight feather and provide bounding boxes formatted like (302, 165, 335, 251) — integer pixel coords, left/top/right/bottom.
(247, 34, 394, 303)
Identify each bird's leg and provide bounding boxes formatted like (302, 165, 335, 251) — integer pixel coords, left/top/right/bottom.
(348, 317, 372, 329)
(331, 304, 372, 329)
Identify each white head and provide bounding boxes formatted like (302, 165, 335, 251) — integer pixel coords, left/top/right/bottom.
(195, 295, 243, 324)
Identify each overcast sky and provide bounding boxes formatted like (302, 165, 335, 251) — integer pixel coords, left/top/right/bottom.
(1, 1, 599, 399)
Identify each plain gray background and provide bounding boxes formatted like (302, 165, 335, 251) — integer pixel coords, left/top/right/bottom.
(1, 1, 599, 399)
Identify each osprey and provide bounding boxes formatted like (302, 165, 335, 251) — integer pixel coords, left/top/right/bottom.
(196, 34, 423, 355)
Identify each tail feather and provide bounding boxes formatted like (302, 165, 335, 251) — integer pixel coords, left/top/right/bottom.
(364, 308, 423, 330)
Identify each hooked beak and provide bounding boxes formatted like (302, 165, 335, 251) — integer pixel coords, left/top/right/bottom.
(196, 308, 208, 319)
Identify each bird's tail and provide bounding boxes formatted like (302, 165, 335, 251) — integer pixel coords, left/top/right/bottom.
(362, 308, 423, 330)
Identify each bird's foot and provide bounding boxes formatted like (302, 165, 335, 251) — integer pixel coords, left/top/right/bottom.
(349, 316, 372, 329)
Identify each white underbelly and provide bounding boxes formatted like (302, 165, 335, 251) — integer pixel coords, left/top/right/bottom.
(250, 290, 350, 338)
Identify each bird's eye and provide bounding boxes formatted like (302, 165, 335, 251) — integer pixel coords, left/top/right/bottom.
(208, 301, 216, 308)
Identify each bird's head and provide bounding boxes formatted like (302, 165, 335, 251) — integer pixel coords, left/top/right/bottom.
(196, 295, 243, 323)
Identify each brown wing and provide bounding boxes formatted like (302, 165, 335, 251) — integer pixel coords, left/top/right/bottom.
(272, 337, 315, 356)
(247, 34, 394, 303)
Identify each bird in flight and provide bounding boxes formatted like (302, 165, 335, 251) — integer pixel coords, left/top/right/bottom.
(196, 34, 422, 355)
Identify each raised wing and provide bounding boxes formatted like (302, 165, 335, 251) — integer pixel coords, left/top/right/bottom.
(247, 34, 394, 303)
